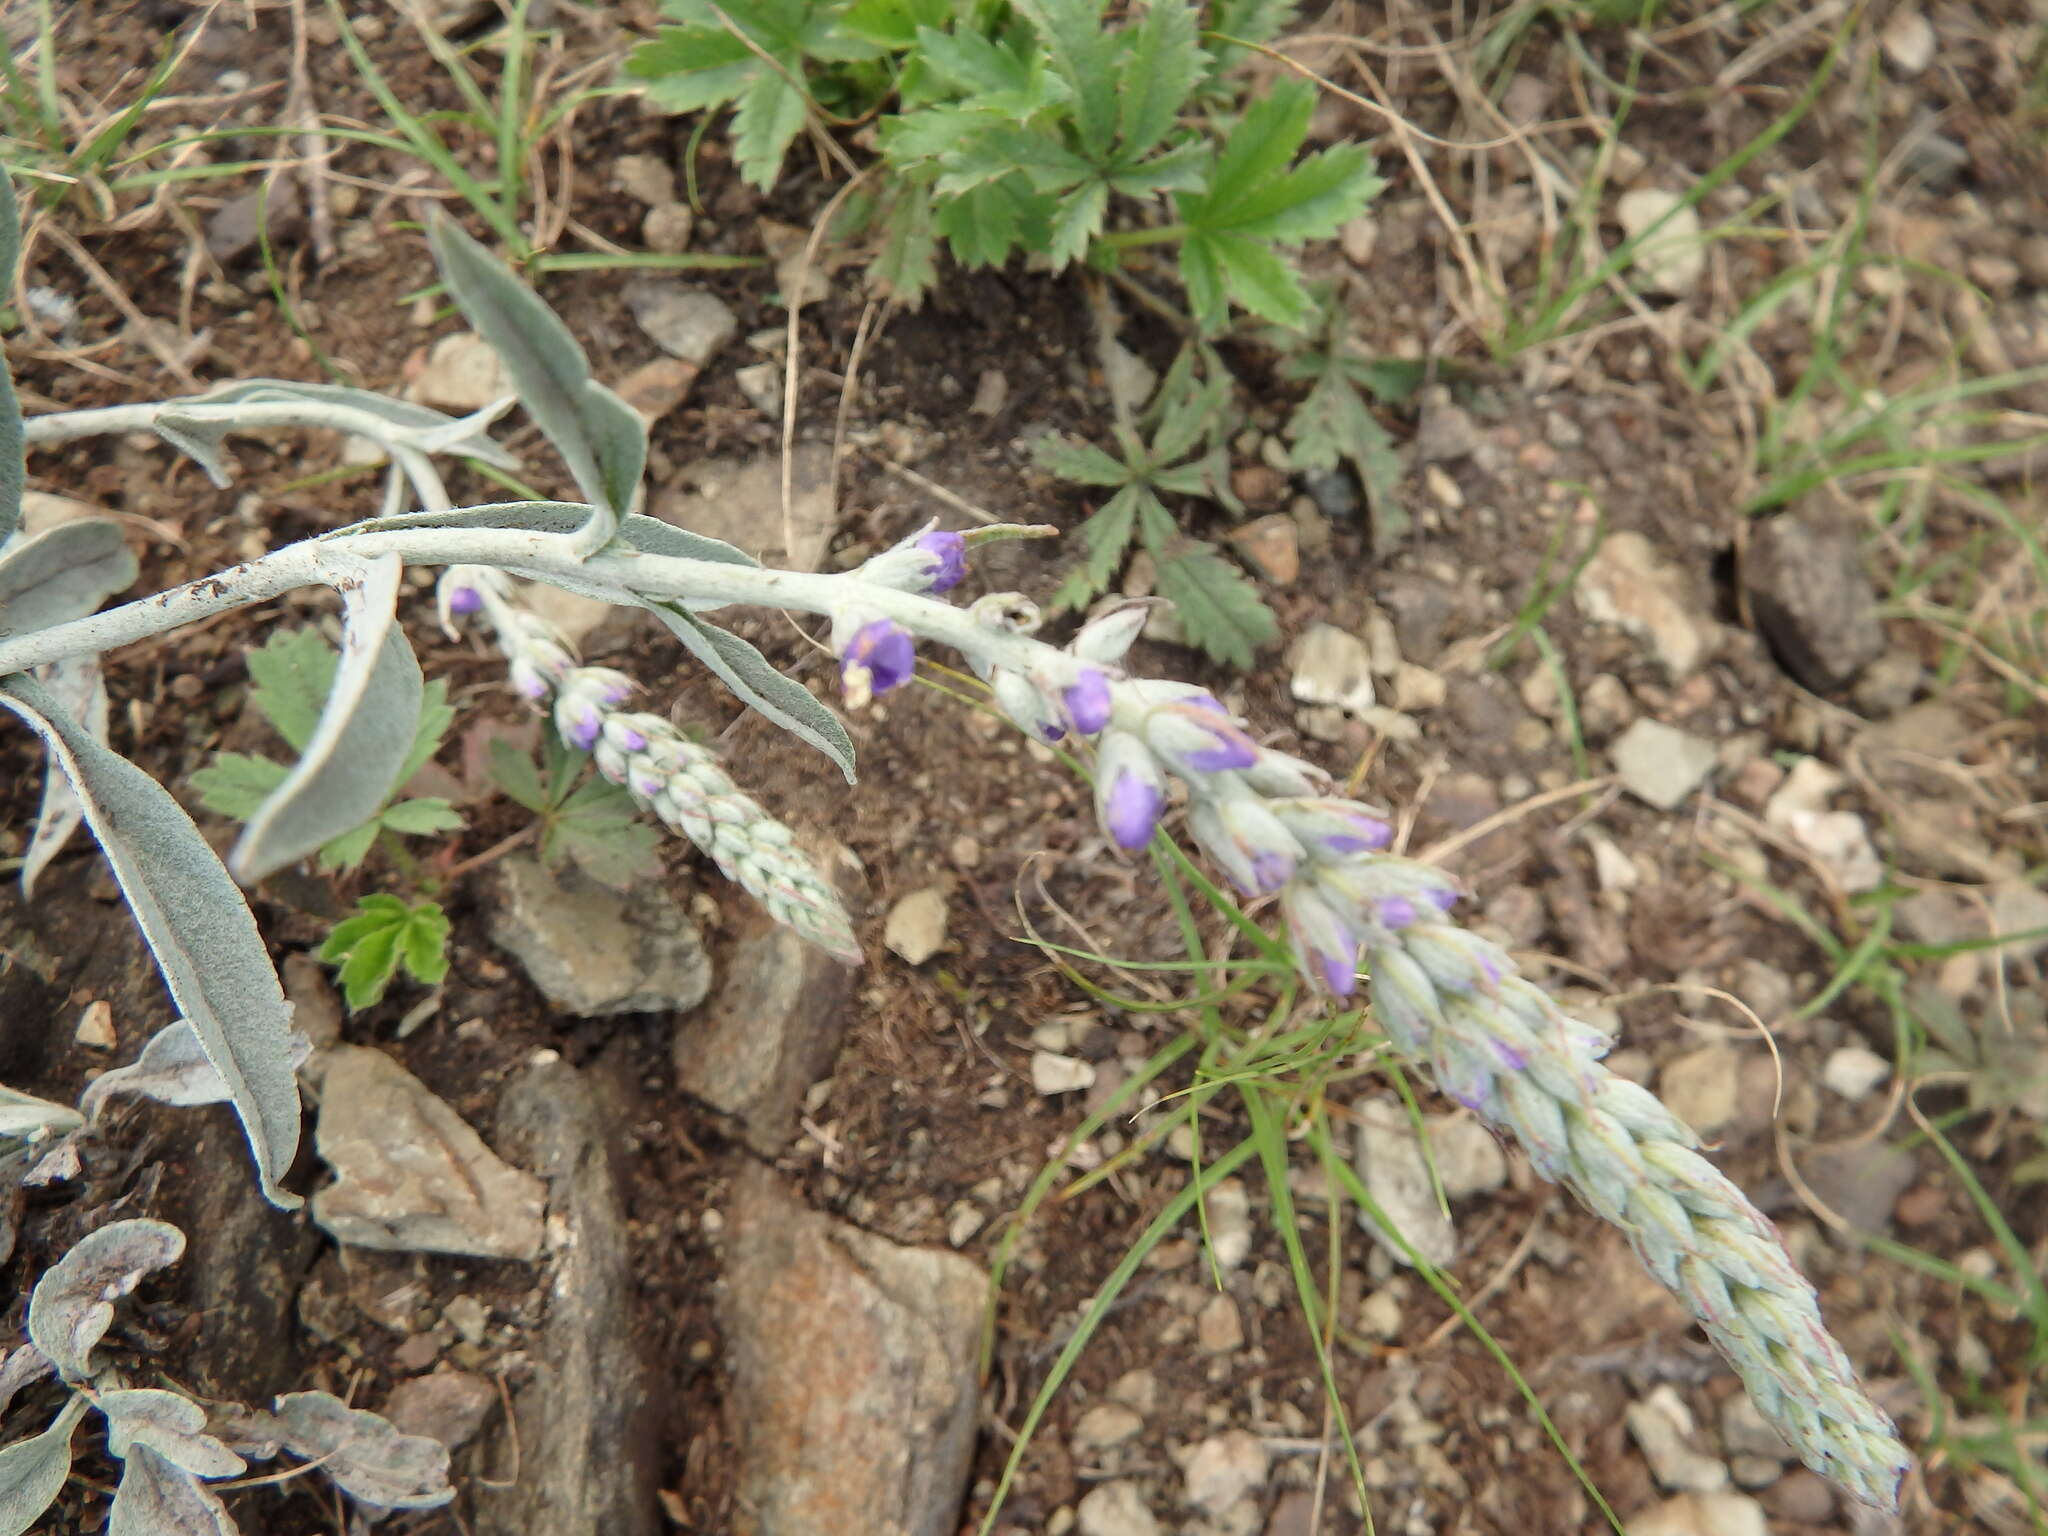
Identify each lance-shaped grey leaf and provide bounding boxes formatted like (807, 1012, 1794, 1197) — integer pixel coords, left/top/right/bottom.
(647, 603, 857, 784)
(96, 1390, 246, 1480)
(0, 1348, 54, 1423)
(0, 169, 21, 546)
(230, 552, 422, 883)
(0, 678, 302, 1207)
(427, 213, 646, 550)
(151, 381, 519, 487)
(268, 1391, 454, 1510)
(0, 1084, 83, 1142)
(82, 1022, 314, 1120)
(26, 1219, 186, 1380)
(107, 1443, 238, 1536)
(21, 654, 106, 895)
(0, 519, 138, 637)
(0, 1397, 87, 1536)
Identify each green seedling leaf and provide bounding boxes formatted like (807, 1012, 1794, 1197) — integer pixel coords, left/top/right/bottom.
(377, 797, 462, 836)
(0, 678, 301, 1207)
(646, 604, 858, 783)
(0, 518, 138, 638)
(1154, 542, 1277, 668)
(319, 895, 451, 1011)
(21, 654, 105, 895)
(242, 627, 340, 754)
(233, 552, 425, 883)
(0, 169, 22, 545)
(107, 1444, 236, 1536)
(0, 1398, 87, 1536)
(545, 774, 662, 890)
(427, 214, 646, 547)
(27, 1219, 187, 1380)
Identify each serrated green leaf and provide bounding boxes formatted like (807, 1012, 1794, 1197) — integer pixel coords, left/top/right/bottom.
(629, 36, 757, 114)
(337, 927, 402, 1010)
(398, 902, 450, 986)
(871, 180, 939, 304)
(1228, 144, 1384, 242)
(1134, 489, 1178, 551)
(838, 0, 949, 47)
(399, 678, 457, 783)
(1201, 230, 1312, 328)
(934, 175, 1050, 267)
(487, 738, 551, 812)
(1154, 542, 1277, 668)
(244, 627, 339, 754)
(913, 23, 1034, 96)
(550, 776, 662, 890)
(1117, 0, 1202, 158)
(1053, 484, 1143, 608)
(1034, 434, 1133, 487)
(730, 65, 811, 190)
(1046, 179, 1109, 268)
(1185, 79, 1314, 219)
(314, 821, 381, 871)
(1015, 0, 1118, 157)
(190, 753, 291, 822)
(378, 798, 463, 836)
(1178, 229, 1228, 333)
(1107, 141, 1211, 198)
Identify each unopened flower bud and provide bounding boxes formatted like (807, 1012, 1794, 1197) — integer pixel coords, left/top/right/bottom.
(1271, 799, 1393, 861)
(1142, 701, 1258, 777)
(1070, 601, 1151, 666)
(991, 668, 1063, 742)
(917, 529, 967, 592)
(1094, 731, 1166, 851)
(552, 668, 636, 752)
(1188, 793, 1305, 896)
(858, 523, 970, 593)
(1280, 881, 1361, 996)
(1062, 668, 1113, 735)
(1241, 749, 1334, 799)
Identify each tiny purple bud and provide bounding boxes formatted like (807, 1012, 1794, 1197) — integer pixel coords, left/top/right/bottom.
(842, 619, 916, 695)
(567, 710, 600, 751)
(1491, 1037, 1528, 1071)
(1318, 950, 1357, 996)
(1105, 770, 1164, 850)
(631, 773, 664, 799)
(514, 665, 550, 702)
(448, 585, 482, 615)
(1377, 896, 1418, 929)
(1144, 702, 1258, 777)
(1063, 669, 1113, 735)
(916, 529, 968, 592)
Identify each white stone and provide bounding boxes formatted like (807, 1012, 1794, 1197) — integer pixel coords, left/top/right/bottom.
(734, 360, 785, 420)
(1352, 1098, 1456, 1268)
(884, 886, 948, 964)
(1181, 1430, 1270, 1514)
(1880, 10, 1936, 75)
(1392, 662, 1447, 712)
(1626, 1386, 1730, 1494)
(74, 1000, 115, 1049)
(1612, 719, 1717, 810)
(1072, 1402, 1145, 1453)
(1658, 1046, 1740, 1138)
(1289, 623, 1376, 715)
(411, 332, 510, 411)
(1204, 1178, 1253, 1274)
(1822, 1044, 1891, 1103)
(1575, 531, 1717, 678)
(1077, 1481, 1159, 1536)
(1617, 188, 1706, 296)
(1031, 1051, 1096, 1096)
(1626, 1491, 1769, 1536)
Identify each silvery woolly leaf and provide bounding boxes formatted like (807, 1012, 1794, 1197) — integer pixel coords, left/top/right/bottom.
(427, 214, 645, 545)
(186, 380, 520, 468)
(0, 519, 138, 637)
(0, 677, 303, 1207)
(0, 1347, 54, 1423)
(26, 1219, 186, 1380)
(108, 1443, 238, 1536)
(332, 499, 761, 572)
(81, 1021, 314, 1120)
(646, 604, 857, 784)
(0, 1397, 87, 1536)
(148, 413, 235, 488)
(95, 1390, 246, 1479)
(230, 552, 423, 883)
(0, 170, 21, 546)
(0, 1084, 83, 1142)
(270, 1391, 454, 1510)
(21, 654, 106, 896)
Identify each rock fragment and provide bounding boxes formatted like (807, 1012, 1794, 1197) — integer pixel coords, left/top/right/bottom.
(489, 855, 711, 1018)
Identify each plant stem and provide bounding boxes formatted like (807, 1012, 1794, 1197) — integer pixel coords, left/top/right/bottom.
(1097, 222, 1188, 253)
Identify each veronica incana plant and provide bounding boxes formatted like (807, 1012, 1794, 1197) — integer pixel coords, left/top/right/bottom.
(0, 174, 1909, 1512)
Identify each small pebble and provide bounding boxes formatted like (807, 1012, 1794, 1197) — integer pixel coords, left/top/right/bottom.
(1821, 1044, 1891, 1103)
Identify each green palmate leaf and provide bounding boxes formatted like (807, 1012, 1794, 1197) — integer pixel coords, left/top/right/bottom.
(1047, 180, 1109, 268)
(190, 752, 291, 822)
(1106, 141, 1210, 197)
(1050, 483, 1144, 610)
(378, 798, 463, 836)
(244, 627, 339, 753)
(486, 737, 551, 812)
(871, 181, 940, 304)
(1015, 0, 1118, 157)
(314, 822, 381, 872)
(1288, 367, 1401, 510)
(839, 0, 950, 47)
(730, 66, 810, 191)
(0, 170, 21, 546)
(427, 215, 646, 541)
(1116, 0, 1203, 158)
(546, 775, 662, 890)
(647, 604, 858, 782)
(0, 677, 301, 1207)
(625, 27, 755, 113)
(933, 175, 1051, 267)
(912, 22, 1038, 96)
(319, 895, 450, 1011)
(233, 552, 425, 884)
(1033, 433, 1132, 487)
(1154, 542, 1278, 668)
(0, 518, 139, 639)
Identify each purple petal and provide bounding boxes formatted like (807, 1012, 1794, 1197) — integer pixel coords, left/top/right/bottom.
(448, 586, 482, 615)
(567, 712, 601, 751)
(916, 530, 968, 592)
(1318, 950, 1356, 995)
(1491, 1037, 1527, 1070)
(1184, 733, 1258, 773)
(617, 728, 648, 752)
(1427, 883, 1460, 911)
(845, 619, 917, 693)
(1376, 896, 1418, 930)
(1250, 851, 1294, 894)
(1063, 669, 1113, 735)
(1105, 770, 1163, 850)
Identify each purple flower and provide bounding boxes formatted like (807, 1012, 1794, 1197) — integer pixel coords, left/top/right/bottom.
(1281, 883, 1360, 997)
(564, 709, 600, 751)
(1104, 770, 1164, 849)
(1191, 797, 1306, 897)
(1271, 800, 1394, 861)
(1376, 895, 1418, 930)
(448, 585, 482, 615)
(917, 530, 968, 592)
(1063, 669, 1113, 735)
(1143, 702, 1258, 777)
(841, 619, 916, 695)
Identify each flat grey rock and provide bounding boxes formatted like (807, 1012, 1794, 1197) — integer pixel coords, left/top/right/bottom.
(490, 855, 711, 1018)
